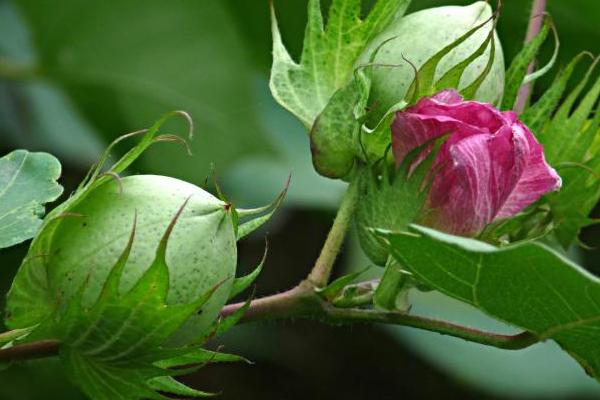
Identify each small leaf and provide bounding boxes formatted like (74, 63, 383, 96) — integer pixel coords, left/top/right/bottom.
(157, 348, 249, 369)
(148, 376, 216, 398)
(521, 52, 591, 133)
(501, 14, 553, 110)
(236, 176, 289, 240)
(270, 0, 411, 128)
(526, 54, 600, 248)
(0, 150, 63, 249)
(317, 266, 371, 301)
(216, 292, 253, 336)
(228, 243, 267, 300)
(382, 225, 600, 382)
(406, 12, 495, 103)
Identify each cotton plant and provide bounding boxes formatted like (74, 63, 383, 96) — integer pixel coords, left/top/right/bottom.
(1, 1, 600, 399)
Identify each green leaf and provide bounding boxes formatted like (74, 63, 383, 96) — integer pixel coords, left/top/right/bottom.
(407, 13, 496, 103)
(355, 142, 436, 266)
(148, 376, 215, 398)
(549, 160, 600, 248)
(521, 52, 591, 134)
(317, 266, 371, 301)
(524, 54, 600, 248)
(216, 293, 253, 337)
(382, 225, 600, 381)
(501, 15, 554, 111)
(309, 78, 362, 178)
(55, 204, 225, 400)
(236, 176, 289, 240)
(228, 245, 267, 300)
(156, 348, 249, 369)
(0, 150, 63, 249)
(270, 0, 411, 128)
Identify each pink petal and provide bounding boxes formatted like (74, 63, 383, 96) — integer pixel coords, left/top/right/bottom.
(391, 90, 507, 165)
(425, 126, 523, 235)
(495, 122, 562, 219)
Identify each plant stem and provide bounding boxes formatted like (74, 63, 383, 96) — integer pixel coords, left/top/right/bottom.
(306, 179, 360, 288)
(221, 287, 539, 350)
(323, 307, 538, 350)
(514, 0, 548, 114)
(0, 58, 39, 80)
(0, 340, 59, 362)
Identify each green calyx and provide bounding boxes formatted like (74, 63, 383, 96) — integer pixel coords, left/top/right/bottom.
(355, 147, 434, 266)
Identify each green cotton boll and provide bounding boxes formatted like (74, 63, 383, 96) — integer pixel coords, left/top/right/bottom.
(359, 1, 505, 119)
(7, 175, 236, 345)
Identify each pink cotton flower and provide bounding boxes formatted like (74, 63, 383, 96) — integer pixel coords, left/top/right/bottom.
(391, 90, 561, 236)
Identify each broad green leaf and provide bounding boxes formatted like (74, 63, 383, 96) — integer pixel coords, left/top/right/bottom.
(382, 225, 600, 381)
(270, 0, 411, 128)
(0, 150, 62, 249)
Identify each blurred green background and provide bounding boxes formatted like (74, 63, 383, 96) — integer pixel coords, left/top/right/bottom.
(1, 0, 600, 398)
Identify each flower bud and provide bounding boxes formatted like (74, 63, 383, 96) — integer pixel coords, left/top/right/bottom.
(392, 90, 562, 236)
(7, 174, 237, 344)
(358, 1, 505, 119)
(356, 90, 561, 265)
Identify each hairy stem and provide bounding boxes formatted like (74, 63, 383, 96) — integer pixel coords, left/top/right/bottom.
(306, 179, 359, 288)
(514, 0, 547, 114)
(220, 286, 539, 350)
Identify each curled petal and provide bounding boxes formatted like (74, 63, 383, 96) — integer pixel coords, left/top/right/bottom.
(392, 90, 506, 164)
(392, 90, 562, 236)
(495, 122, 562, 219)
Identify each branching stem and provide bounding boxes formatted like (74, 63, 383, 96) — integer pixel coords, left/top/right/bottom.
(221, 285, 539, 350)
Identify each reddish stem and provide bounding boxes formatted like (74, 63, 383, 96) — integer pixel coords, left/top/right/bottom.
(514, 0, 547, 113)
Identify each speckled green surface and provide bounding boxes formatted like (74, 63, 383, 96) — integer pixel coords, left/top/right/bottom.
(8, 175, 237, 344)
(359, 1, 505, 118)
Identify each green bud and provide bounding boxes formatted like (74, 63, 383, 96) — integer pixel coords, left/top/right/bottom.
(358, 1, 505, 120)
(7, 174, 236, 345)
